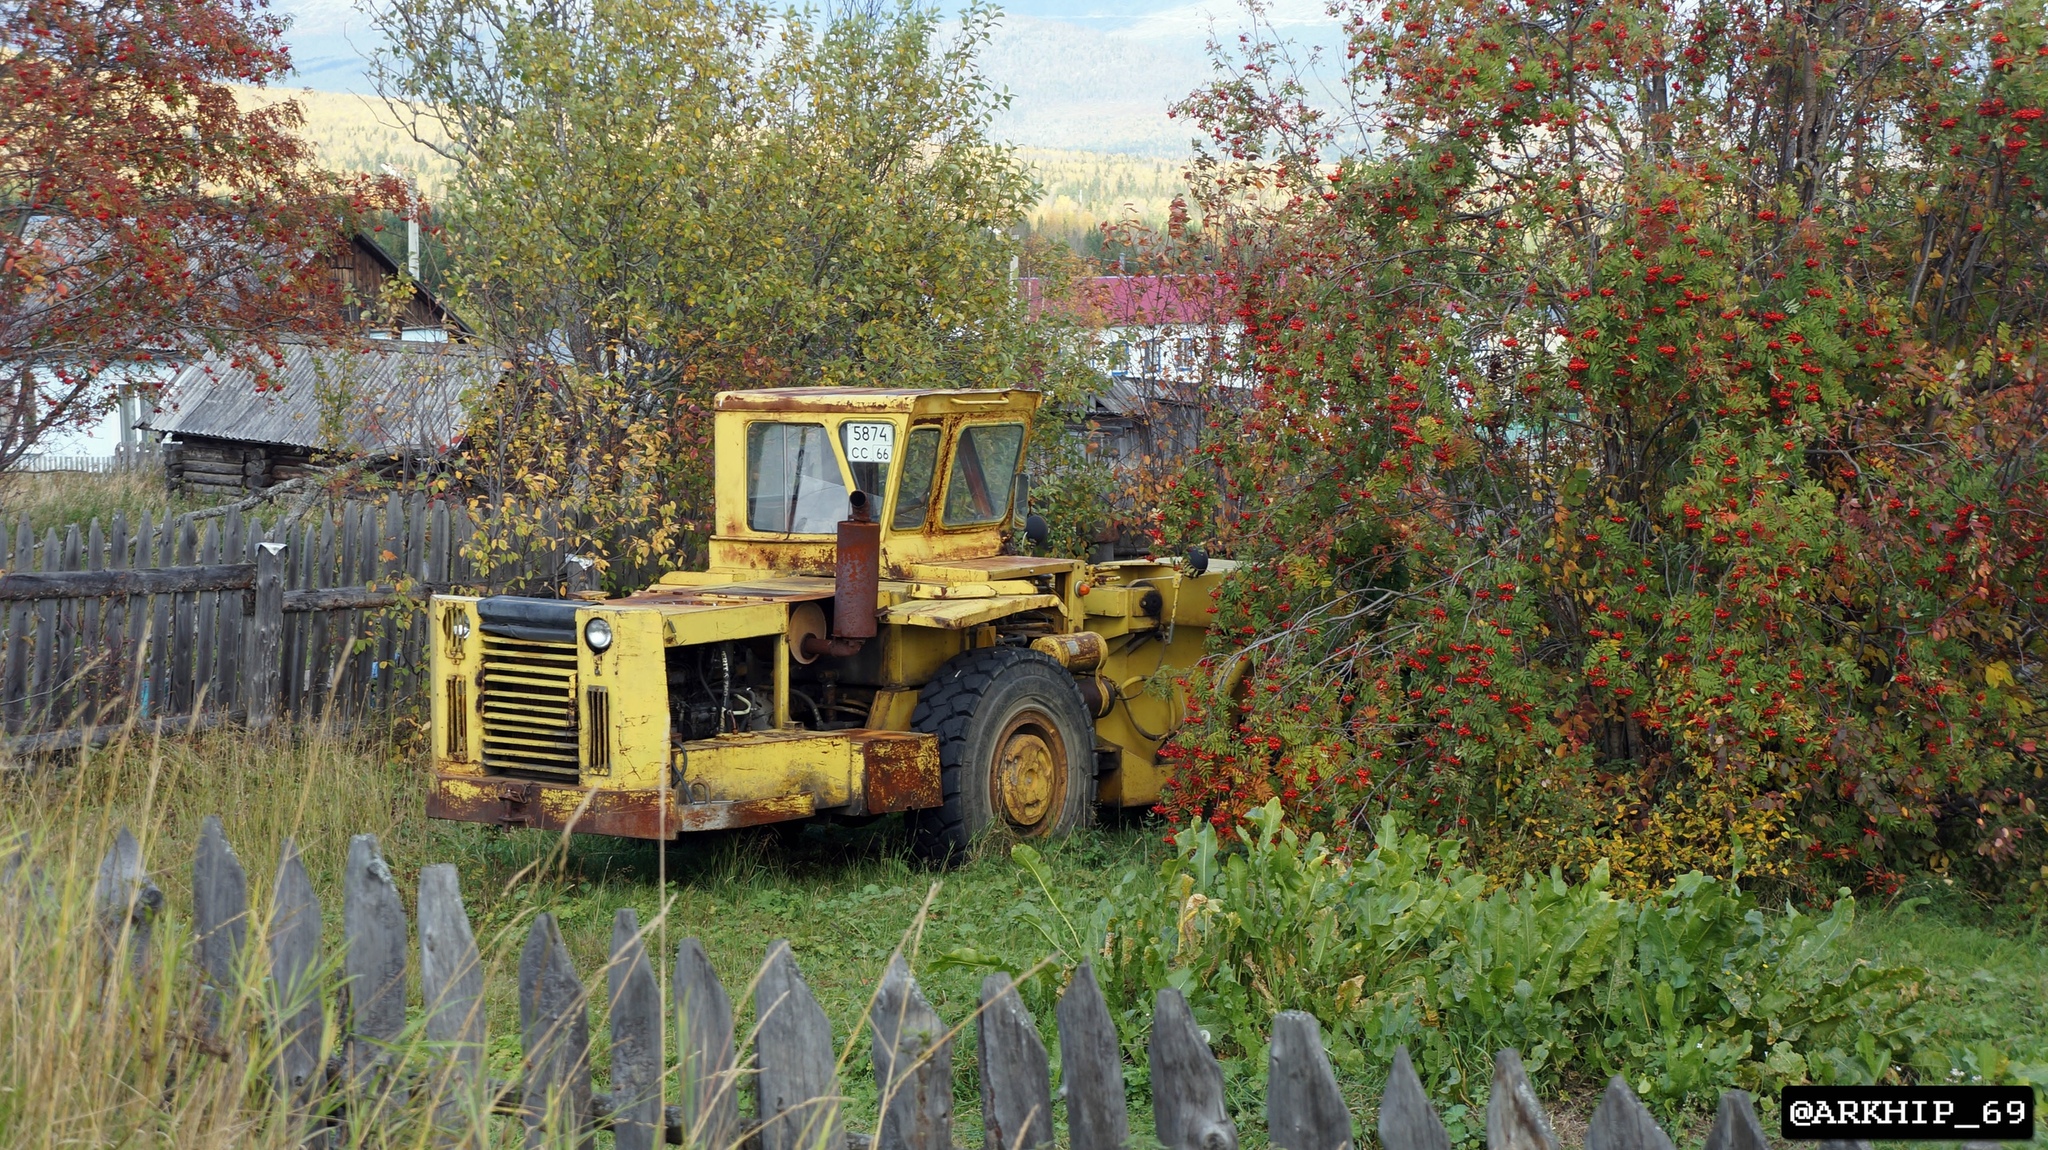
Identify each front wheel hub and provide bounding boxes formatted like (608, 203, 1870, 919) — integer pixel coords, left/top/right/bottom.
(993, 711, 1064, 831)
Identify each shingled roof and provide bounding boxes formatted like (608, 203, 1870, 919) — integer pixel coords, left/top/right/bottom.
(142, 339, 500, 456)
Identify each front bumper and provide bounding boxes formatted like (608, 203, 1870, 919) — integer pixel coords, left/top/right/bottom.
(428, 773, 837, 838)
(427, 727, 942, 840)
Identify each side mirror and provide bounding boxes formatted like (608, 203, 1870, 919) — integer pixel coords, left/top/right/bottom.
(1183, 548, 1209, 577)
(1024, 514, 1050, 546)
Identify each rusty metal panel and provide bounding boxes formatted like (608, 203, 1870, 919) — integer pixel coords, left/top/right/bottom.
(428, 775, 687, 840)
(676, 729, 857, 808)
(852, 730, 940, 814)
(669, 793, 816, 831)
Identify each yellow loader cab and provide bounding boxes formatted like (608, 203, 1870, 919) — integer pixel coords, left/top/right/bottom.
(427, 387, 1231, 859)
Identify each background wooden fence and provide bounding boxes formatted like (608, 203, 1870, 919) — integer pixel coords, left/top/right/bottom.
(15, 442, 164, 474)
(54, 817, 1795, 1150)
(0, 495, 589, 748)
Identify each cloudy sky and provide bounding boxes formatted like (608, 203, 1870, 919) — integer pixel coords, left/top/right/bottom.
(273, 0, 1349, 154)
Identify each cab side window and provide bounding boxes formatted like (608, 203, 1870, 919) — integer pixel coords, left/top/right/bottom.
(891, 426, 942, 530)
(941, 423, 1024, 527)
(747, 422, 848, 534)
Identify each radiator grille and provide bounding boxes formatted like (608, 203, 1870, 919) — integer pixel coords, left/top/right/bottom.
(480, 635, 580, 779)
(584, 687, 611, 775)
(444, 676, 468, 759)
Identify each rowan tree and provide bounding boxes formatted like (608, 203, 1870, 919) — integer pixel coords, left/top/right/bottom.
(1155, 0, 2048, 897)
(0, 0, 386, 470)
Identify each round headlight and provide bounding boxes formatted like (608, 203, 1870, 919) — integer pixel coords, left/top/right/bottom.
(583, 617, 613, 652)
(450, 616, 471, 640)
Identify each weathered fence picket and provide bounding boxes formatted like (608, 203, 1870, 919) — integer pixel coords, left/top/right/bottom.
(1056, 963, 1128, 1150)
(1268, 1012, 1351, 1150)
(757, 939, 845, 1150)
(1489, 1050, 1560, 1150)
(91, 826, 160, 974)
(1589, 1078, 1677, 1150)
(674, 937, 740, 1150)
(192, 814, 246, 1034)
(343, 833, 409, 1083)
(418, 861, 486, 1114)
(1152, 987, 1240, 1150)
(873, 954, 953, 1150)
(520, 912, 594, 1148)
(980, 972, 1053, 1150)
(610, 909, 665, 1150)
(1380, 1047, 1453, 1150)
(1709, 1092, 1771, 1150)
(0, 498, 587, 746)
(270, 839, 324, 1111)
(17, 821, 1794, 1150)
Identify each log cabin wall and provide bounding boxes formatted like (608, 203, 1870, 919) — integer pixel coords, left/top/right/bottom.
(162, 438, 320, 496)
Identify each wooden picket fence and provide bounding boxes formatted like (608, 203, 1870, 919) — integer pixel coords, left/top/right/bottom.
(16, 442, 164, 474)
(0, 495, 590, 748)
(58, 817, 1789, 1150)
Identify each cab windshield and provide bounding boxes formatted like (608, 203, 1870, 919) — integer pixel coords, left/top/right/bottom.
(747, 422, 849, 534)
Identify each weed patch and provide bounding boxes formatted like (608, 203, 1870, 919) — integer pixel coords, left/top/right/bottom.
(969, 802, 1968, 1137)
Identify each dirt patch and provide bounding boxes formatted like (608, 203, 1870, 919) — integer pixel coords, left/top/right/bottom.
(1548, 1077, 1720, 1149)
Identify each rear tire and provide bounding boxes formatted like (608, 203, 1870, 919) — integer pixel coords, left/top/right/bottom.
(909, 647, 1093, 865)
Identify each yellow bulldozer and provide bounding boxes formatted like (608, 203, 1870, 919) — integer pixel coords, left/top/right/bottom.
(426, 386, 1230, 858)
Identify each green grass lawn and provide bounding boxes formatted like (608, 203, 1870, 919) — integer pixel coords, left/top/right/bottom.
(528, 822, 2048, 1150)
(436, 807, 1171, 1148)
(4, 729, 2040, 1149)
(1848, 893, 2048, 1083)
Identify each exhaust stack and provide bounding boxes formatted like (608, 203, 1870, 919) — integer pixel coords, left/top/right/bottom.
(802, 490, 879, 659)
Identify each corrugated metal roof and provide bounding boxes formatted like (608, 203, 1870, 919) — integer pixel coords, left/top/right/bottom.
(142, 339, 501, 453)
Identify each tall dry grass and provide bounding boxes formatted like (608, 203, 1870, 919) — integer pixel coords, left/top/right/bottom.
(0, 726, 490, 1147)
(0, 469, 232, 540)
(0, 725, 981, 1149)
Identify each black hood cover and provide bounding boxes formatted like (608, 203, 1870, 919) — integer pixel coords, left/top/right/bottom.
(476, 596, 580, 642)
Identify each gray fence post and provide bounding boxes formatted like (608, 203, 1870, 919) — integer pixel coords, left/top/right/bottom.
(606, 909, 663, 1150)
(519, 913, 593, 1149)
(873, 953, 953, 1150)
(1487, 1051, 1559, 1150)
(192, 815, 246, 1035)
(1587, 1076, 1677, 1150)
(979, 972, 1053, 1150)
(343, 833, 408, 1084)
(93, 826, 162, 975)
(270, 839, 324, 1112)
(419, 863, 485, 1125)
(245, 541, 285, 725)
(1267, 1011, 1351, 1150)
(674, 938, 739, 1150)
(756, 940, 842, 1150)
(1149, 988, 1238, 1150)
(1378, 1047, 1450, 1150)
(1057, 963, 1128, 1150)
(1705, 1091, 1770, 1150)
